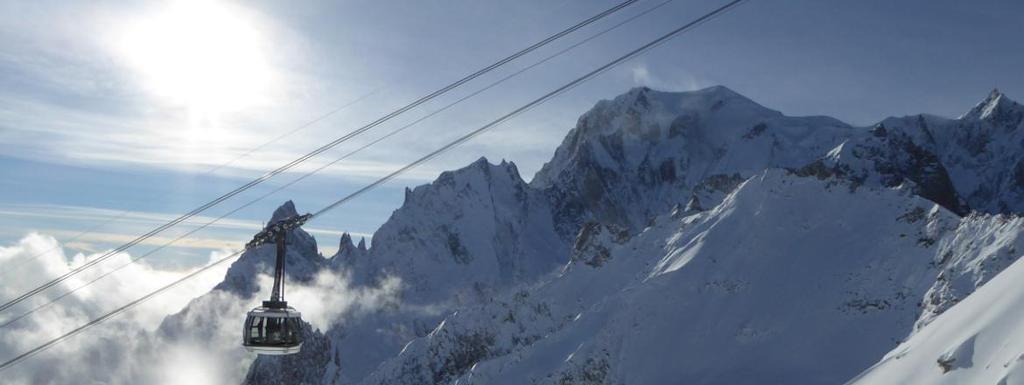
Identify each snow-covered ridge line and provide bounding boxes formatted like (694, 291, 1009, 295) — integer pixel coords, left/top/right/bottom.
(359, 169, 1022, 384)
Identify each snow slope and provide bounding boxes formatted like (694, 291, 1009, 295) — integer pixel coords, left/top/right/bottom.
(359, 170, 992, 385)
(848, 219, 1024, 385)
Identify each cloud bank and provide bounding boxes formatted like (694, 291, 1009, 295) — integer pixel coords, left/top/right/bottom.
(0, 233, 401, 385)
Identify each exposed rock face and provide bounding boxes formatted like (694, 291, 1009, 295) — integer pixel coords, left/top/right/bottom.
(329, 232, 367, 265)
(817, 89, 1024, 216)
(570, 222, 630, 268)
(914, 213, 1024, 329)
(818, 118, 968, 214)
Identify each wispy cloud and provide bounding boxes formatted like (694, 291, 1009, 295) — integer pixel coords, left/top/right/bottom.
(44, 229, 240, 251)
(0, 0, 569, 183)
(0, 0, 410, 180)
(631, 62, 708, 92)
(0, 203, 373, 238)
(0, 203, 371, 265)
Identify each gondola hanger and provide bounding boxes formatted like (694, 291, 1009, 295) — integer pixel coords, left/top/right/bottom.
(241, 213, 312, 355)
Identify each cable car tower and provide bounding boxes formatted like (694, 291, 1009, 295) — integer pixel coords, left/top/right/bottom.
(241, 212, 312, 355)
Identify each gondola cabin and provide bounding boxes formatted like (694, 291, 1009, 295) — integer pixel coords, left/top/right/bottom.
(243, 301, 304, 355)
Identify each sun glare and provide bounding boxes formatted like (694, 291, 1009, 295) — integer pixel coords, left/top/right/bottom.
(116, 0, 275, 123)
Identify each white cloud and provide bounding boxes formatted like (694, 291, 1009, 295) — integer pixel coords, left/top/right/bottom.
(0, 203, 373, 250)
(632, 64, 653, 85)
(0, 233, 400, 385)
(0, 233, 231, 384)
(630, 62, 707, 92)
(0, 233, 232, 333)
(0, 1, 560, 184)
(275, 270, 401, 330)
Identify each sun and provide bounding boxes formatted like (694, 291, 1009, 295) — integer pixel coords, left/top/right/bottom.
(115, 0, 275, 123)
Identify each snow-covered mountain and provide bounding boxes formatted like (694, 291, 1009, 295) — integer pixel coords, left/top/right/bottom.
(813, 89, 1024, 215)
(363, 170, 963, 384)
(533, 86, 850, 235)
(161, 85, 1024, 385)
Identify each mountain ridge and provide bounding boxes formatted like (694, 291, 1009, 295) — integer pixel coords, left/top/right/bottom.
(159, 85, 1024, 385)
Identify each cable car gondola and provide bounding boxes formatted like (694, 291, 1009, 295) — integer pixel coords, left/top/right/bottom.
(243, 304, 303, 355)
(242, 213, 311, 355)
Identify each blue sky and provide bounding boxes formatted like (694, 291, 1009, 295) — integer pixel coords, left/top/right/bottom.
(1, 0, 1022, 269)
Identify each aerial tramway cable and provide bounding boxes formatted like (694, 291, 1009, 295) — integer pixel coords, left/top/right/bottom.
(0, 0, 678, 331)
(0, 0, 746, 371)
(0, 0, 639, 315)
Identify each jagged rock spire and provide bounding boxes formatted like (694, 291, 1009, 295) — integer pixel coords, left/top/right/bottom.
(269, 200, 298, 225)
(331, 232, 368, 262)
(339, 232, 354, 250)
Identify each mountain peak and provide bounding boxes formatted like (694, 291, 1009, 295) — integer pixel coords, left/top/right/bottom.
(623, 85, 757, 108)
(470, 156, 490, 167)
(403, 156, 527, 210)
(607, 85, 779, 124)
(693, 84, 743, 98)
(961, 88, 1022, 122)
(268, 200, 298, 225)
(531, 85, 785, 189)
(339, 232, 354, 249)
(438, 156, 522, 184)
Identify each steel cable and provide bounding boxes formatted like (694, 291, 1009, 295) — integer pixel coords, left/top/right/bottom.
(0, 0, 746, 371)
